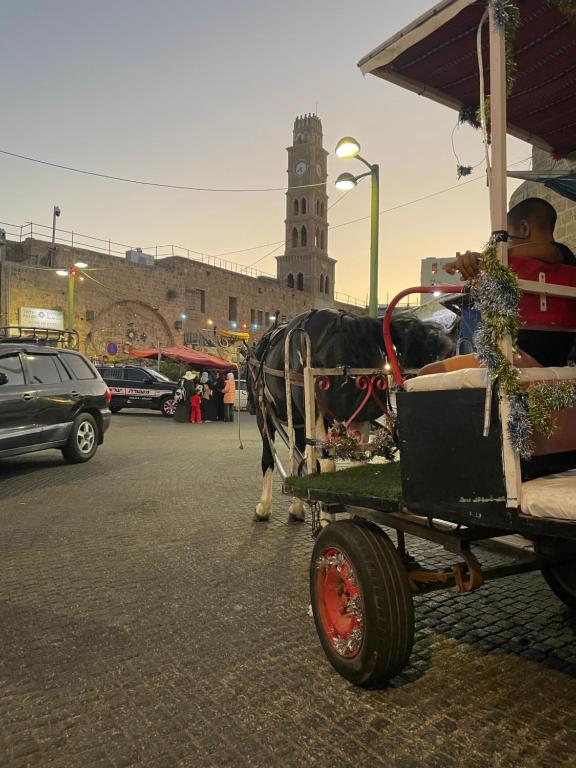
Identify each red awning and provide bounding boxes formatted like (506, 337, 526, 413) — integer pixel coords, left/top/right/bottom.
(359, 0, 576, 157)
(129, 345, 235, 371)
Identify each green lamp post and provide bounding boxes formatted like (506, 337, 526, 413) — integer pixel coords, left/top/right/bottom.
(335, 137, 380, 318)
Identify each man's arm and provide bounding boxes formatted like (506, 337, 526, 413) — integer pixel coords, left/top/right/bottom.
(443, 251, 482, 281)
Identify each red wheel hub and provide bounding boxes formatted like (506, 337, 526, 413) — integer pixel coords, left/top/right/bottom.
(315, 546, 364, 658)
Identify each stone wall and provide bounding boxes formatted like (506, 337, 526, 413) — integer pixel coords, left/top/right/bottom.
(1, 238, 364, 357)
(509, 148, 576, 249)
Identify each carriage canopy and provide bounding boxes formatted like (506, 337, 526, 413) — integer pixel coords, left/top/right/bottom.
(358, 0, 576, 158)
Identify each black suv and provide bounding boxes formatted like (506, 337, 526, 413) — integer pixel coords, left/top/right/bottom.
(96, 365, 177, 417)
(0, 343, 111, 463)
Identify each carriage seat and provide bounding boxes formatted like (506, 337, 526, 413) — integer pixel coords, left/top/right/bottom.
(406, 367, 576, 457)
(521, 469, 576, 520)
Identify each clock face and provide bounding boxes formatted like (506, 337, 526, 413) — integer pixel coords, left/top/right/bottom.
(316, 164, 323, 178)
(295, 161, 307, 176)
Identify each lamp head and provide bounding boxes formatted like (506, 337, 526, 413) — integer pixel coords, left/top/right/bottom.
(335, 136, 361, 159)
(335, 172, 358, 191)
(56, 269, 69, 277)
(74, 261, 88, 269)
(53, 206, 61, 217)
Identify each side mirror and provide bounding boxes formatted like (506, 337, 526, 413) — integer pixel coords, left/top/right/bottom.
(0, 373, 8, 386)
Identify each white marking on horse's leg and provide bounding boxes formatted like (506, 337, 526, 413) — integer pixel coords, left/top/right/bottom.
(315, 415, 336, 473)
(255, 467, 273, 521)
(288, 496, 305, 522)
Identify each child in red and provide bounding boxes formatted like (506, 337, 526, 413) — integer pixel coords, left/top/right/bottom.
(189, 391, 202, 423)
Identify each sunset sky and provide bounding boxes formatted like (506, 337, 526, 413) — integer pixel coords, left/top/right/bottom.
(0, 0, 532, 303)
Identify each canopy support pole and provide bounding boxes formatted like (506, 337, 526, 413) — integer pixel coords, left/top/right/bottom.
(488, 1, 520, 509)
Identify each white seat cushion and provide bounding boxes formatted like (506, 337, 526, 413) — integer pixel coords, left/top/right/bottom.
(521, 469, 576, 520)
(406, 366, 576, 393)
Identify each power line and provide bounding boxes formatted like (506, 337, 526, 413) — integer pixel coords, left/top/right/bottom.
(0, 148, 327, 193)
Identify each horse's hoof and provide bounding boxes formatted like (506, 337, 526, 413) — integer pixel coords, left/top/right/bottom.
(254, 503, 271, 522)
(254, 513, 270, 522)
(288, 513, 305, 523)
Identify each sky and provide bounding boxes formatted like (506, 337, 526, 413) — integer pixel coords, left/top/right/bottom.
(0, 0, 531, 303)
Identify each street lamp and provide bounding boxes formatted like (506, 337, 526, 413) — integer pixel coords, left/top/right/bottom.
(50, 206, 61, 267)
(56, 260, 87, 346)
(334, 136, 380, 318)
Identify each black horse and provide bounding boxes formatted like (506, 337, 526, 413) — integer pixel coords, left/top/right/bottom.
(246, 308, 454, 521)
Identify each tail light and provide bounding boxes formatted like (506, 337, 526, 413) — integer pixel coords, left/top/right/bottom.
(105, 388, 112, 405)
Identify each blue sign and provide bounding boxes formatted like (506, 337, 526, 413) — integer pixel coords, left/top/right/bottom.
(106, 341, 118, 356)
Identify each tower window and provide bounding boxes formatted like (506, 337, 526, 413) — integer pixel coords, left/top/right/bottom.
(293, 199, 299, 216)
(292, 227, 298, 248)
(301, 226, 307, 247)
(320, 231, 325, 250)
(229, 297, 238, 322)
(287, 273, 294, 289)
(316, 200, 320, 215)
(296, 272, 304, 291)
(301, 198, 307, 214)
(324, 276, 329, 294)
(319, 274, 324, 293)
(315, 228, 320, 248)
(320, 201, 324, 217)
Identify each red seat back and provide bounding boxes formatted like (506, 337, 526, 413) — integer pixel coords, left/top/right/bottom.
(511, 255, 576, 329)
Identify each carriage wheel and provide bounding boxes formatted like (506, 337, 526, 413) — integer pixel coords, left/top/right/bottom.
(310, 519, 414, 687)
(542, 560, 576, 610)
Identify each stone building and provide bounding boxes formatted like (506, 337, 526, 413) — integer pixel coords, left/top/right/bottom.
(509, 147, 576, 248)
(0, 115, 364, 357)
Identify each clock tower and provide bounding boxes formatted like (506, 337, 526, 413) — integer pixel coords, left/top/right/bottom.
(277, 114, 336, 304)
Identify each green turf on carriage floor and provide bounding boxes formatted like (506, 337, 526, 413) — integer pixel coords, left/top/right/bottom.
(284, 462, 402, 502)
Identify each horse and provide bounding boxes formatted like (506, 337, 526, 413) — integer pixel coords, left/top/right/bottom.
(246, 308, 454, 522)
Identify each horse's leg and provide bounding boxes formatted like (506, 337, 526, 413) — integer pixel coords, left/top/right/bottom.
(288, 425, 306, 522)
(255, 415, 275, 522)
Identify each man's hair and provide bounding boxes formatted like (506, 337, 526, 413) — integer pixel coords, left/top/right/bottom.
(508, 197, 557, 232)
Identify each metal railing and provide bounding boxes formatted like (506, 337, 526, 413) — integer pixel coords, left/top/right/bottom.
(0, 219, 276, 279)
(1, 218, 367, 306)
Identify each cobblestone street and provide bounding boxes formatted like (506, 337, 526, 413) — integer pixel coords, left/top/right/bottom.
(0, 412, 575, 768)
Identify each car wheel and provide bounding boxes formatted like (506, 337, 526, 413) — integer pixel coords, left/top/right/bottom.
(160, 396, 175, 417)
(62, 413, 99, 463)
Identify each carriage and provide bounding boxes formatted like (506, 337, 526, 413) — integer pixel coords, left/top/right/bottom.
(277, 0, 576, 687)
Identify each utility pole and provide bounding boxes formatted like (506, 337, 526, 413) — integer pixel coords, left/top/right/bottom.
(0, 229, 9, 328)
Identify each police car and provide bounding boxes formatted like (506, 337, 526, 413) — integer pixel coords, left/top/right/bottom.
(96, 364, 177, 417)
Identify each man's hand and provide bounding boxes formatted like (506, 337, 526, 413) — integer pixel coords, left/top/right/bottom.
(443, 251, 482, 281)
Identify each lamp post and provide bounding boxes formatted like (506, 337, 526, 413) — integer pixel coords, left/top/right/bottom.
(50, 206, 61, 267)
(56, 260, 87, 346)
(335, 137, 379, 318)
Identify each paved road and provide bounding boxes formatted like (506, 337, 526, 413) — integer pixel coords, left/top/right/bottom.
(0, 412, 575, 768)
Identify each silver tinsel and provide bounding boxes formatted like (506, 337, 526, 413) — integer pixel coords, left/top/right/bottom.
(472, 274, 519, 316)
(508, 395, 532, 458)
(492, 0, 519, 28)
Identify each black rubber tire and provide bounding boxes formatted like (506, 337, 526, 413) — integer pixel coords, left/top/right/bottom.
(110, 405, 122, 414)
(160, 397, 175, 417)
(61, 413, 99, 463)
(310, 518, 414, 687)
(542, 562, 576, 610)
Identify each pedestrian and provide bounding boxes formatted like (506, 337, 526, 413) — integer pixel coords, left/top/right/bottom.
(183, 371, 202, 424)
(199, 371, 216, 422)
(222, 372, 236, 422)
(214, 372, 226, 421)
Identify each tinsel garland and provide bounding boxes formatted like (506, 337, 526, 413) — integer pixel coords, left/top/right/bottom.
(457, 164, 473, 179)
(324, 419, 398, 463)
(549, 0, 576, 22)
(472, 238, 576, 457)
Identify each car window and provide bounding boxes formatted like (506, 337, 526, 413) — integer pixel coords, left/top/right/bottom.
(0, 354, 25, 386)
(124, 368, 150, 382)
(25, 354, 63, 384)
(60, 353, 97, 380)
(54, 357, 72, 380)
(239, 380, 247, 391)
(147, 369, 172, 383)
(101, 368, 123, 380)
